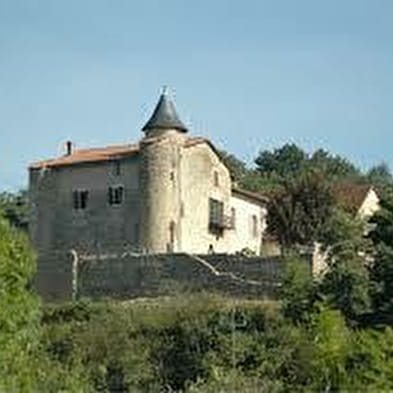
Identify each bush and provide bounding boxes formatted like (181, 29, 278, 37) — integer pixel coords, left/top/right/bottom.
(280, 253, 317, 323)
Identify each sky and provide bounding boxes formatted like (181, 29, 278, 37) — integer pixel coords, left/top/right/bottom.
(1, 0, 392, 191)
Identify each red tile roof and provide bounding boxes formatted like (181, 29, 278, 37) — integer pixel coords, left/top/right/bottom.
(29, 137, 212, 169)
(29, 143, 140, 169)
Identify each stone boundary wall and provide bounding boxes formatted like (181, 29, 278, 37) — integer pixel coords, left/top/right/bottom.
(75, 253, 306, 300)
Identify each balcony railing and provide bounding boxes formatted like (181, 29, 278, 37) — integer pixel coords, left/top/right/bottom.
(209, 214, 234, 230)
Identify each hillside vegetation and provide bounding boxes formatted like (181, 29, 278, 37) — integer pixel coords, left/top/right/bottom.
(1, 143, 393, 392)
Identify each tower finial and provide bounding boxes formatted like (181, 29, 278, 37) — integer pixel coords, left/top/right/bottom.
(161, 85, 168, 95)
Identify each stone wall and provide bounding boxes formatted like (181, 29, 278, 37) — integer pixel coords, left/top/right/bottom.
(74, 253, 291, 301)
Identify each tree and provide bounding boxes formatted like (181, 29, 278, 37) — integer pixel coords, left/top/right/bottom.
(280, 253, 318, 323)
(0, 214, 39, 389)
(309, 307, 352, 391)
(218, 150, 248, 182)
(309, 149, 360, 181)
(0, 212, 88, 392)
(320, 257, 371, 321)
(367, 162, 393, 187)
(255, 143, 307, 178)
(0, 190, 29, 231)
(267, 170, 335, 251)
(317, 208, 373, 321)
(368, 193, 393, 322)
(254, 144, 361, 182)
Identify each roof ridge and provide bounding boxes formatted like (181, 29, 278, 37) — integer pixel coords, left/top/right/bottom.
(74, 143, 139, 154)
(29, 136, 211, 169)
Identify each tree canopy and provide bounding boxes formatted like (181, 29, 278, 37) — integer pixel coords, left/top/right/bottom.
(368, 192, 393, 322)
(0, 190, 29, 231)
(254, 144, 361, 183)
(266, 170, 335, 250)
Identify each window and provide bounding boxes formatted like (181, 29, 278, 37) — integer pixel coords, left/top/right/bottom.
(73, 190, 88, 210)
(231, 207, 236, 229)
(214, 171, 219, 187)
(112, 161, 121, 176)
(251, 214, 258, 237)
(168, 221, 176, 252)
(108, 185, 124, 206)
(209, 198, 224, 232)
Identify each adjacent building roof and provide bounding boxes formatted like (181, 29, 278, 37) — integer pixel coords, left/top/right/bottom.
(232, 187, 269, 204)
(335, 182, 374, 214)
(142, 93, 188, 133)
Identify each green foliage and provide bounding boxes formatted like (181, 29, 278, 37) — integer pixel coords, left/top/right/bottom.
(348, 327, 393, 391)
(369, 243, 393, 320)
(367, 162, 393, 187)
(309, 307, 352, 391)
(368, 193, 393, 321)
(0, 189, 29, 231)
(267, 170, 335, 250)
(320, 258, 371, 321)
(309, 148, 361, 181)
(254, 144, 360, 184)
(255, 143, 307, 178)
(38, 295, 393, 392)
(369, 191, 393, 247)
(221, 144, 364, 198)
(218, 150, 248, 182)
(321, 208, 369, 259)
(0, 213, 90, 392)
(0, 215, 40, 392)
(318, 208, 372, 321)
(280, 253, 317, 323)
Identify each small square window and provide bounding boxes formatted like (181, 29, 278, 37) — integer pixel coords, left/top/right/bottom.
(108, 185, 124, 205)
(73, 190, 88, 210)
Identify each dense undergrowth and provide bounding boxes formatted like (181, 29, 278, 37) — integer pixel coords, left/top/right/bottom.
(39, 295, 393, 393)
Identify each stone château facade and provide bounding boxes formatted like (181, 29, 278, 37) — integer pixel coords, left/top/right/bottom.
(29, 92, 268, 298)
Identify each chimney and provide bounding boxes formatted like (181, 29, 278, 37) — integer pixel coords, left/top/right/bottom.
(66, 141, 73, 156)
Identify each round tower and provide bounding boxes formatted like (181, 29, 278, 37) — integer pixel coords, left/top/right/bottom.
(139, 91, 188, 253)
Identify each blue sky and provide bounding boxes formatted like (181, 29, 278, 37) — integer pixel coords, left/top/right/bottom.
(1, 0, 392, 190)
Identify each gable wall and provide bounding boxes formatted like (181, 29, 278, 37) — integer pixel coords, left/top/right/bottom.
(358, 188, 380, 219)
(227, 195, 266, 254)
(180, 142, 232, 253)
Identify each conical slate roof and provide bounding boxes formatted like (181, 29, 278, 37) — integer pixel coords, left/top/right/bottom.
(142, 92, 188, 133)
